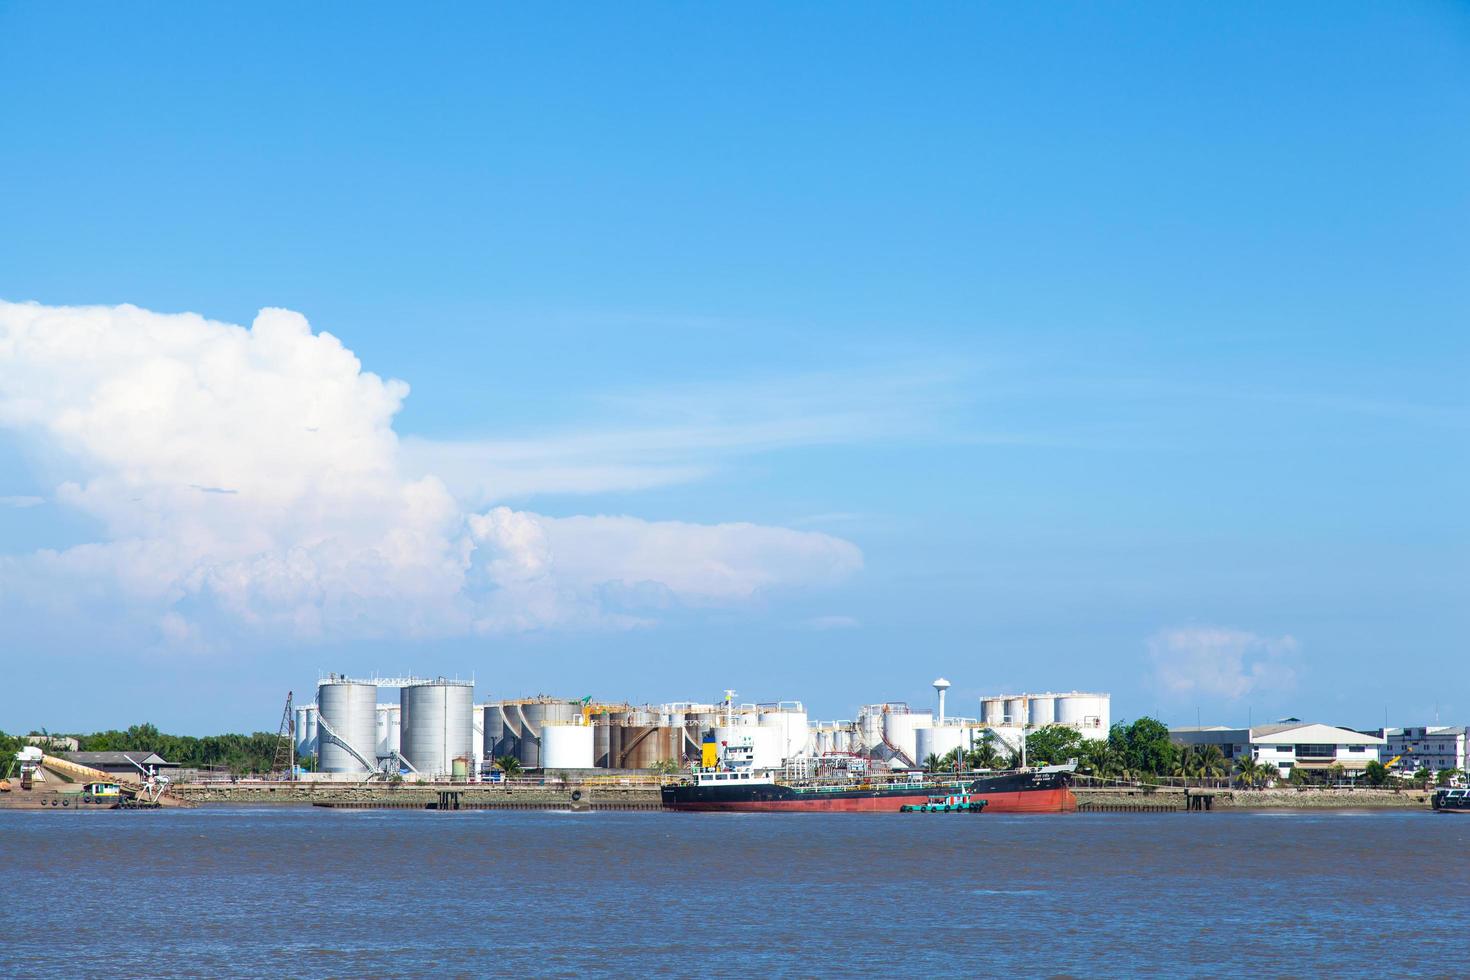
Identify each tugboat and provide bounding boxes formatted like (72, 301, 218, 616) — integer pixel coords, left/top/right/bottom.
(1431, 787, 1470, 812)
(661, 736, 1077, 813)
(900, 791, 988, 813)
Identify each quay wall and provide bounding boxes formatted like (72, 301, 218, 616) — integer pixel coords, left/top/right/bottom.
(173, 781, 663, 808)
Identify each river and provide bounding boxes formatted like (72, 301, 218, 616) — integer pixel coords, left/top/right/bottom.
(1, 807, 1465, 976)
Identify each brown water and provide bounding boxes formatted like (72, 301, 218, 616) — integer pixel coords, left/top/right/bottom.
(1, 807, 1465, 977)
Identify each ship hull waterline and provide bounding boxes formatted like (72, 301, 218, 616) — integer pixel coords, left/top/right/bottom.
(662, 771, 1078, 814)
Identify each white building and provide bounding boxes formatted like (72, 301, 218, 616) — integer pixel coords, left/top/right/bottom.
(1376, 727, 1466, 775)
(1171, 722, 1384, 776)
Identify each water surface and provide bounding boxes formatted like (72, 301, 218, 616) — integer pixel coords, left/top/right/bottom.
(2, 807, 1464, 977)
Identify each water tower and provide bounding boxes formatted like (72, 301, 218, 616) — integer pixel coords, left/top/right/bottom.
(933, 677, 951, 725)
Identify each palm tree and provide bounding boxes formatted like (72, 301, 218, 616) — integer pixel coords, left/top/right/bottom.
(1234, 755, 1260, 788)
(1171, 746, 1196, 779)
(924, 753, 944, 773)
(494, 754, 523, 777)
(1194, 745, 1227, 780)
(967, 741, 1003, 771)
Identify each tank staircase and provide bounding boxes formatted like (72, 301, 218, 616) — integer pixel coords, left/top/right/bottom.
(879, 729, 916, 770)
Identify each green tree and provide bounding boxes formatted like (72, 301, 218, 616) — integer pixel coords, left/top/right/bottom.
(1078, 741, 1122, 779)
(964, 732, 1003, 771)
(1025, 726, 1086, 766)
(648, 759, 681, 776)
(1234, 755, 1261, 788)
(1437, 768, 1459, 787)
(1108, 718, 1176, 777)
(1362, 760, 1390, 787)
(1412, 766, 1433, 789)
(923, 753, 944, 773)
(494, 755, 523, 777)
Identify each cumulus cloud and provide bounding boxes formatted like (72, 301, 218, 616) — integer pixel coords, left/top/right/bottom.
(0, 300, 862, 645)
(1148, 626, 1298, 700)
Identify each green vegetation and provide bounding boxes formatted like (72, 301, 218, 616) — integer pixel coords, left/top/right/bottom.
(648, 759, 681, 776)
(493, 754, 523, 776)
(1361, 759, 1391, 787)
(1, 724, 282, 774)
(1172, 744, 1227, 779)
(1024, 726, 1086, 766)
(1437, 768, 1460, 787)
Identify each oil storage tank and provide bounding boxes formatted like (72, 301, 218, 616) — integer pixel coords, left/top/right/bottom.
(317, 678, 378, 774)
(294, 704, 318, 761)
(981, 698, 1005, 726)
(881, 709, 932, 766)
(512, 699, 581, 769)
(1003, 697, 1029, 727)
(1027, 695, 1056, 727)
(482, 704, 505, 761)
(914, 725, 967, 764)
(400, 679, 475, 777)
(375, 704, 401, 759)
(541, 723, 594, 769)
(1055, 692, 1110, 738)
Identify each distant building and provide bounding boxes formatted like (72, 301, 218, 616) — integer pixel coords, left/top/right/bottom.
(1170, 723, 1384, 776)
(23, 734, 79, 752)
(63, 751, 179, 777)
(1373, 727, 1466, 775)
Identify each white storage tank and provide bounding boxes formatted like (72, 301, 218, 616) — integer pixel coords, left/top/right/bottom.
(293, 705, 318, 761)
(981, 698, 1005, 726)
(1055, 693, 1110, 737)
(914, 725, 966, 764)
(400, 680, 475, 777)
(317, 679, 379, 774)
(881, 710, 933, 765)
(1028, 695, 1056, 727)
(375, 704, 401, 759)
(541, 723, 595, 769)
(1003, 697, 1028, 727)
(759, 704, 809, 762)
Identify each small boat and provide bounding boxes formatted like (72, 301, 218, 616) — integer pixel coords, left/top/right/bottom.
(1431, 788, 1470, 812)
(901, 792, 988, 813)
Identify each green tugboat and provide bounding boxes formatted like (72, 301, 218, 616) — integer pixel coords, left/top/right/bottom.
(901, 791, 988, 813)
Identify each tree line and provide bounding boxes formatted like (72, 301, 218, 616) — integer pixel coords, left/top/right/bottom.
(0, 724, 285, 775)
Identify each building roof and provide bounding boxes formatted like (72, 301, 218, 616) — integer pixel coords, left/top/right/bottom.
(1249, 723, 1384, 745)
(64, 751, 175, 768)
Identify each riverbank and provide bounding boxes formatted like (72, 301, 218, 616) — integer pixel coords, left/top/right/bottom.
(1074, 785, 1434, 811)
(170, 781, 664, 809)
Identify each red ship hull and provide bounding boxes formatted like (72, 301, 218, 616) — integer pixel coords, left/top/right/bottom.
(662, 781, 1076, 814)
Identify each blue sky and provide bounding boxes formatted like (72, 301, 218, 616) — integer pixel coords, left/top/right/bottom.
(1, 3, 1466, 734)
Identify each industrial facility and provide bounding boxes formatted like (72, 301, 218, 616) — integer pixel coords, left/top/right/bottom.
(292, 674, 1111, 781)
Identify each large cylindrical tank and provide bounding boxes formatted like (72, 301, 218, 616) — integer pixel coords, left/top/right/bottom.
(712, 725, 782, 770)
(375, 704, 401, 759)
(759, 706, 809, 762)
(881, 710, 932, 764)
(541, 724, 594, 769)
(980, 699, 1004, 726)
(293, 705, 318, 761)
(400, 681, 475, 777)
(1055, 693, 1110, 737)
(1003, 697, 1028, 727)
(317, 680, 378, 774)
(483, 704, 505, 761)
(915, 725, 967, 764)
(619, 723, 689, 769)
(1028, 695, 1056, 727)
(513, 700, 581, 768)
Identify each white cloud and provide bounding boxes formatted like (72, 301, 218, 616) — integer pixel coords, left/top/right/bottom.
(0, 300, 862, 644)
(1148, 626, 1298, 700)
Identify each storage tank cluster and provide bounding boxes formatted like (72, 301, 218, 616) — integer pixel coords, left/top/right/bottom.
(978, 692, 1110, 738)
(308, 675, 477, 777)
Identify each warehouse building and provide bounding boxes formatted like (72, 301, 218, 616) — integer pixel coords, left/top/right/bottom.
(1373, 726, 1466, 775)
(1170, 722, 1384, 776)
